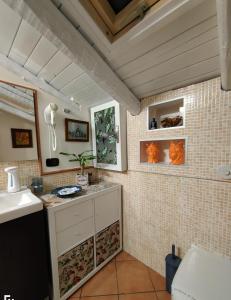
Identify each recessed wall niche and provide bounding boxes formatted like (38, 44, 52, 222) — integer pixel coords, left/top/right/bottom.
(140, 138, 186, 166)
(147, 98, 185, 131)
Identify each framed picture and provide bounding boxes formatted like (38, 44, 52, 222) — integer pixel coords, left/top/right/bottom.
(65, 118, 89, 142)
(11, 128, 33, 148)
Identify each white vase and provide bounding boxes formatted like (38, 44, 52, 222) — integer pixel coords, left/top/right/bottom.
(76, 173, 88, 187)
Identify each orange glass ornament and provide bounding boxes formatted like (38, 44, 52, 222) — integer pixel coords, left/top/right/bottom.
(146, 143, 160, 163)
(169, 140, 185, 165)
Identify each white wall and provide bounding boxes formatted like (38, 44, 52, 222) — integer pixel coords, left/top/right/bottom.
(38, 91, 92, 173)
(0, 65, 92, 173)
(0, 111, 37, 161)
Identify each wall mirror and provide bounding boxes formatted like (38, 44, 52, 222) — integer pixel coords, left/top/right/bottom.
(0, 80, 40, 162)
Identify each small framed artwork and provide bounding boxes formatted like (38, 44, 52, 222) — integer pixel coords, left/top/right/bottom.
(65, 118, 89, 142)
(11, 128, 33, 148)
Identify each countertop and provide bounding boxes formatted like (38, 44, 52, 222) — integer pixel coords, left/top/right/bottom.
(40, 182, 120, 208)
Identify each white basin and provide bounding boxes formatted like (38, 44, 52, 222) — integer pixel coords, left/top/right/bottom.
(0, 189, 43, 224)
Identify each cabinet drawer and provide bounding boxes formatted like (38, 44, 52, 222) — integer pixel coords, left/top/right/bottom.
(58, 237, 94, 297)
(56, 217, 94, 255)
(55, 200, 93, 233)
(95, 189, 121, 232)
(96, 221, 120, 266)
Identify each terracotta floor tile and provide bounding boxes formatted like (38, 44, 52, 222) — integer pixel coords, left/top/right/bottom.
(81, 296, 118, 300)
(116, 251, 136, 261)
(119, 292, 158, 300)
(69, 288, 81, 298)
(81, 261, 118, 296)
(148, 268, 166, 291)
(116, 260, 154, 294)
(156, 291, 171, 300)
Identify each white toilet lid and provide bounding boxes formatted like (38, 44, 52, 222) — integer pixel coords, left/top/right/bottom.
(172, 245, 231, 300)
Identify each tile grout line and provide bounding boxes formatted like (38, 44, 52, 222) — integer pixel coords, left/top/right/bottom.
(116, 253, 158, 297)
(72, 251, 169, 299)
(115, 256, 120, 299)
(80, 293, 120, 298)
(80, 257, 121, 299)
(146, 264, 159, 300)
(80, 291, 169, 297)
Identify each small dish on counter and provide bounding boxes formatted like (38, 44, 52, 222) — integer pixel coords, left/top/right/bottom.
(51, 185, 82, 198)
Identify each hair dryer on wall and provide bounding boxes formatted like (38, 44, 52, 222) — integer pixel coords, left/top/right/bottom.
(44, 103, 58, 166)
(44, 103, 58, 152)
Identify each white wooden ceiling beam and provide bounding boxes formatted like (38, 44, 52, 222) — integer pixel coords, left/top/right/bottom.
(216, 0, 231, 90)
(0, 101, 35, 122)
(3, 0, 141, 115)
(0, 52, 77, 106)
(126, 0, 206, 42)
(65, 0, 206, 55)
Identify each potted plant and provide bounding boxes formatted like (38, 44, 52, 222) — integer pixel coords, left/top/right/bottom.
(60, 150, 96, 186)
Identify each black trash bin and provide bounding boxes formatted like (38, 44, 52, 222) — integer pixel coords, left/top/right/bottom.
(165, 245, 181, 293)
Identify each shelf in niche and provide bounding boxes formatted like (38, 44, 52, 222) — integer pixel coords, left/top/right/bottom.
(140, 138, 186, 166)
(147, 97, 185, 131)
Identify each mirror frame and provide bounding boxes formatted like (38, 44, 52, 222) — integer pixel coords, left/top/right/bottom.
(0, 79, 92, 175)
(0, 79, 42, 168)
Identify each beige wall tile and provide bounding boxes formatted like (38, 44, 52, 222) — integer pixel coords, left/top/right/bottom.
(99, 77, 231, 275)
(1, 77, 230, 279)
(0, 160, 93, 192)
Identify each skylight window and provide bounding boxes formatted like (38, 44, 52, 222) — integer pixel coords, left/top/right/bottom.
(80, 0, 160, 42)
(107, 0, 133, 14)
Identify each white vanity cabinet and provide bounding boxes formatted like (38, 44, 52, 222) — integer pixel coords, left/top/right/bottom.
(46, 184, 122, 300)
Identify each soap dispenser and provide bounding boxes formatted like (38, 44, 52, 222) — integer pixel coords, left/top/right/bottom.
(4, 166, 20, 193)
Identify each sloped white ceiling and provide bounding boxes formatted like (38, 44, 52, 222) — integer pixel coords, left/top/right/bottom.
(0, 0, 220, 106)
(54, 0, 220, 97)
(0, 0, 111, 107)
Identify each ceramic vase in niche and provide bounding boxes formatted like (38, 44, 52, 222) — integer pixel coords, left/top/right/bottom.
(169, 140, 185, 165)
(150, 118, 157, 129)
(146, 143, 160, 163)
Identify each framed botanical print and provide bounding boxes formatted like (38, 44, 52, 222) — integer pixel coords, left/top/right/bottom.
(90, 100, 127, 171)
(11, 128, 33, 148)
(65, 118, 89, 142)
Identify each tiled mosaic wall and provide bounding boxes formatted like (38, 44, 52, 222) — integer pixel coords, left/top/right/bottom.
(0, 161, 92, 192)
(99, 77, 231, 275)
(0, 77, 230, 277)
(128, 77, 231, 180)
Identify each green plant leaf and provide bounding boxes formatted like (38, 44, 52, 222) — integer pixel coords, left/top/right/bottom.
(59, 152, 71, 155)
(60, 150, 95, 167)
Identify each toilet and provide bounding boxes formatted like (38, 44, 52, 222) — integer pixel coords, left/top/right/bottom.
(172, 245, 231, 300)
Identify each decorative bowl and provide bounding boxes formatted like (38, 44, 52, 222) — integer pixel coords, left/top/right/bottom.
(51, 185, 82, 198)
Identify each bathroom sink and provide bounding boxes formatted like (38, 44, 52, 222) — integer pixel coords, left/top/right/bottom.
(0, 189, 43, 224)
